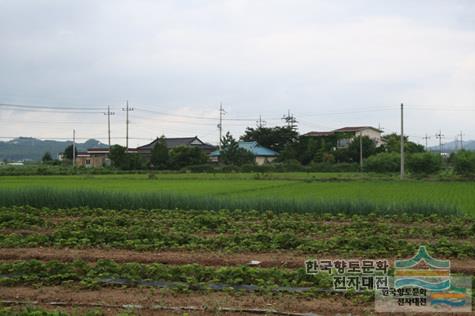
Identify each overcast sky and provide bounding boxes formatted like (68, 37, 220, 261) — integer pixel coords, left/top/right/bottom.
(0, 0, 474, 147)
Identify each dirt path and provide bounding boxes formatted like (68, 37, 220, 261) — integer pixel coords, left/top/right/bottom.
(0, 286, 371, 316)
(1, 247, 474, 274)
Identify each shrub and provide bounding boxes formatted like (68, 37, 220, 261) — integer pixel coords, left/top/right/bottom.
(240, 163, 275, 173)
(406, 152, 442, 175)
(309, 162, 359, 172)
(452, 150, 475, 176)
(281, 159, 305, 171)
(365, 152, 400, 173)
(182, 164, 216, 173)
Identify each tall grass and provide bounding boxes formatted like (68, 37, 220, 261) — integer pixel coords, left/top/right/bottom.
(0, 188, 461, 216)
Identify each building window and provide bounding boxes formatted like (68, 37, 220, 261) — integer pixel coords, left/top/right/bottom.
(85, 159, 91, 165)
(337, 138, 351, 148)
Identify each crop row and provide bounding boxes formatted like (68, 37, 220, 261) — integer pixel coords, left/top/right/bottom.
(2, 230, 474, 258)
(1, 206, 474, 240)
(0, 188, 461, 216)
(1, 207, 474, 257)
(0, 259, 333, 292)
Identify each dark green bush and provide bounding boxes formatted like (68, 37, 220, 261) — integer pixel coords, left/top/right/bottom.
(365, 152, 400, 173)
(452, 150, 475, 176)
(309, 162, 359, 172)
(182, 164, 217, 173)
(281, 159, 305, 172)
(406, 152, 442, 175)
(240, 163, 274, 173)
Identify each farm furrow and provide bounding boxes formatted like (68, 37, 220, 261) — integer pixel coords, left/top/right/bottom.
(1, 248, 475, 274)
(0, 286, 372, 315)
(1, 196, 474, 315)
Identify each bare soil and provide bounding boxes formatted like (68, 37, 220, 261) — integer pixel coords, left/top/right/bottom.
(0, 285, 372, 316)
(1, 247, 474, 274)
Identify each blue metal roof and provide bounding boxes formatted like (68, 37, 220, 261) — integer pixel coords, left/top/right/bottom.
(209, 141, 278, 157)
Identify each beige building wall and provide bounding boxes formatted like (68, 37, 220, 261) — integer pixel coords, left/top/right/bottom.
(255, 156, 276, 165)
(360, 128, 383, 146)
(75, 156, 107, 168)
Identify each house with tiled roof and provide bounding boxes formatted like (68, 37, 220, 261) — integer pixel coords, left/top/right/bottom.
(75, 136, 215, 168)
(209, 141, 278, 165)
(137, 136, 216, 154)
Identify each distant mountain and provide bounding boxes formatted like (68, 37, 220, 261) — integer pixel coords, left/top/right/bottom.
(428, 140, 475, 153)
(0, 137, 107, 161)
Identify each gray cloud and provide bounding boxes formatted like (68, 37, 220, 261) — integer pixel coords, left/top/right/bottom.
(0, 0, 474, 147)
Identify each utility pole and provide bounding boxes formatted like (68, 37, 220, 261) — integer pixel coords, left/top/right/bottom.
(458, 131, 464, 150)
(257, 115, 266, 128)
(281, 110, 297, 130)
(423, 134, 431, 151)
(217, 103, 226, 149)
(72, 129, 76, 168)
(122, 100, 134, 151)
(435, 130, 444, 155)
(104, 106, 115, 148)
(359, 131, 363, 172)
(400, 103, 404, 179)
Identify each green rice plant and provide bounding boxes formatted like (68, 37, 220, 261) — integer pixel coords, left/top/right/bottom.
(0, 187, 461, 216)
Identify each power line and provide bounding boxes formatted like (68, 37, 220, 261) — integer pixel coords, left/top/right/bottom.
(0, 119, 105, 125)
(0, 136, 154, 140)
(296, 106, 397, 117)
(136, 107, 217, 120)
(405, 105, 475, 111)
(0, 107, 105, 114)
(135, 107, 256, 121)
(423, 134, 431, 151)
(0, 103, 105, 112)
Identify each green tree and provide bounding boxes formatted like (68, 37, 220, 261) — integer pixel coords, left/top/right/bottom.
(452, 150, 475, 176)
(109, 145, 146, 170)
(347, 136, 377, 162)
(42, 152, 53, 163)
(380, 133, 425, 153)
(221, 132, 255, 166)
(109, 145, 127, 168)
(277, 136, 315, 165)
(169, 146, 209, 169)
(332, 136, 377, 163)
(63, 144, 77, 160)
(241, 125, 298, 152)
(150, 136, 169, 169)
(125, 153, 146, 170)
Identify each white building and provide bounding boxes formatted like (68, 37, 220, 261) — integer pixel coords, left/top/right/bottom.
(304, 126, 383, 147)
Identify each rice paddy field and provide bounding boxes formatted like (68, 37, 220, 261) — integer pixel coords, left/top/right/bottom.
(0, 173, 474, 315)
(0, 173, 474, 215)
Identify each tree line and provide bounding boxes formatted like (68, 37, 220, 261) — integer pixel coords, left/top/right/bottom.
(43, 124, 475, 176)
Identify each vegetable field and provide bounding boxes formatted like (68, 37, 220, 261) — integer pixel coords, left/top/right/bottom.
(0, 174, 474, 315)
